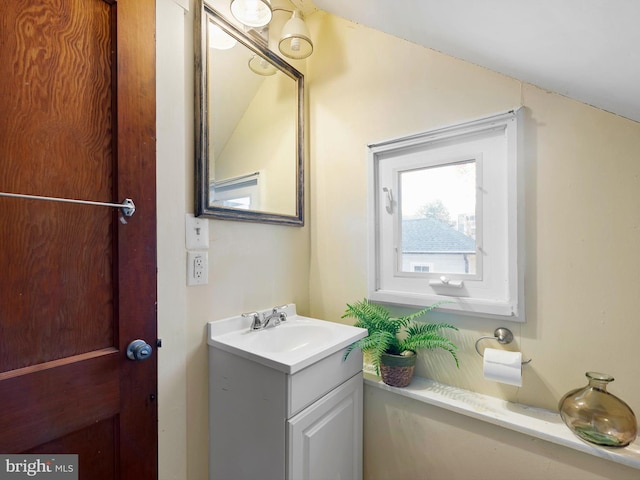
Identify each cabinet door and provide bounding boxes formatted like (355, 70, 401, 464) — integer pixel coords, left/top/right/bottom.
(287, 373, 363, 480)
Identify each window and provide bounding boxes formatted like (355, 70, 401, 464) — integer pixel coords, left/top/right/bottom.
(399, 159, 479, 277)
(367, 109, 524, 321)
(210, 172, 260, 210)
(410, 263, 433, 273)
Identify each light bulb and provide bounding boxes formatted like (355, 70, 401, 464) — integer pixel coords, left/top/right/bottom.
(278, 11, 313, 59)
(248, 55, 276, 75)
(230, 0, 272, 28)
(208, 23, 237, 50)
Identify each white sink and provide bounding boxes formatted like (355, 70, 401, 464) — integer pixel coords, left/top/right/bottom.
(207, 305, 367, 373)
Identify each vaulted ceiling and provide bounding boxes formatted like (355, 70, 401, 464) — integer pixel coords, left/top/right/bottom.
(304, 0, 640, 123)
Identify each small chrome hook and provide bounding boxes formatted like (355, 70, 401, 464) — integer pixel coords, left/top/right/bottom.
(474, 327, 532, 365)
(382, 187, 393, 214)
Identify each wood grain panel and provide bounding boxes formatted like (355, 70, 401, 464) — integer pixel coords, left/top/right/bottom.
(0, 0, 115, 372)
(1, 0, 113, 197)
(0, 349, 119, 453)
(27, 417, 117, 480)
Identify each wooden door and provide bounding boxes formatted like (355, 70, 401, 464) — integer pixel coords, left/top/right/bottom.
(0, 0, 157, 478)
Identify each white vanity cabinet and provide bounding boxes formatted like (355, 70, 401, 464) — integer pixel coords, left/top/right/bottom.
(209, 345, 363, 480)
(287, 373, 362, 479)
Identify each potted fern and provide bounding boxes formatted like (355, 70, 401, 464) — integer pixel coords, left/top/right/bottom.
(342, 299, 459, 387)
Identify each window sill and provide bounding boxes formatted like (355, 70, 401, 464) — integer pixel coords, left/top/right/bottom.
(364, 372, 640, 471)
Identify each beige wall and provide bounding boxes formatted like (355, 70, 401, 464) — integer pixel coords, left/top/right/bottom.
(216, 73, 297, 214)
(364, 387, 639, 480)
(157, 3, 640, 479)
(157, 1, 309, 479)
(306, 11, 640, 480)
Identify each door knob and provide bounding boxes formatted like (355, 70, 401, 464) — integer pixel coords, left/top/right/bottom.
(126, 339, 153, 361)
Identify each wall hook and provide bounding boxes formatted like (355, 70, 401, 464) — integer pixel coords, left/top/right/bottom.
(382, 187, 393, 214)
(474, 327, 531, 365)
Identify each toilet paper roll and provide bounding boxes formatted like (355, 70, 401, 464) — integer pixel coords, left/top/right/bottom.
(483, 348, 522, 387)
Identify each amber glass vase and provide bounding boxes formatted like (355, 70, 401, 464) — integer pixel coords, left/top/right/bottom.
(558, 372, 637, 447)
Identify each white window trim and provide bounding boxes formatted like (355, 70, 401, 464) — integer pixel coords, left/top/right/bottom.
(367, 109, 525, 321)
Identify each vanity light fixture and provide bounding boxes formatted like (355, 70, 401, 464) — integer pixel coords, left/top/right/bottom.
(248, 54, 277, 76)
(230, 0, 272, 28)
(278, 10, 313, 59)
(230, 2, 314, 61)
(208, 22, 237, 50)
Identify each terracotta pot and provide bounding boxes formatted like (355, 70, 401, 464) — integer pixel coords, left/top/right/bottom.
(380, 351, 416, 387)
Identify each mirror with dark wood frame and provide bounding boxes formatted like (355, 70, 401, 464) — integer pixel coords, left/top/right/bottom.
(195, 1, 304, 226)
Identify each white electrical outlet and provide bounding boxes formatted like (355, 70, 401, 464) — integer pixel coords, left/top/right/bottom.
(187, 251, 208, 286)
(185, 214, 209, 250)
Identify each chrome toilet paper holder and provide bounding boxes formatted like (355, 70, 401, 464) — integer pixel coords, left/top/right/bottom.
(475, 327, 532, 365)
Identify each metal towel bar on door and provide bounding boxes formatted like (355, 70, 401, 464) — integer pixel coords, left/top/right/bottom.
(0, 191, 136, 220)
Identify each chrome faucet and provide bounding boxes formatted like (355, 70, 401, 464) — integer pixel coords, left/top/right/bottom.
(243, 305, 288, 331)
(262, 306, 288, 328)
(242, 312, 262, 330)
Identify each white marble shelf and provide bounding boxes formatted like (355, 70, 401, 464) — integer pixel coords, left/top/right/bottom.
(364, 373, 640, 471)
